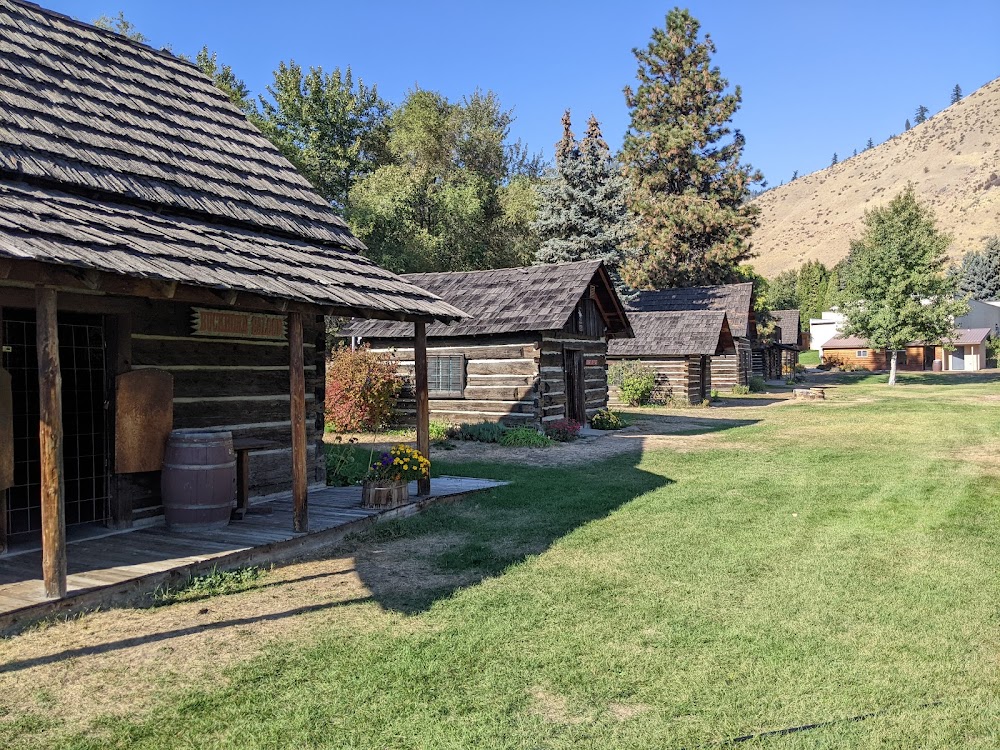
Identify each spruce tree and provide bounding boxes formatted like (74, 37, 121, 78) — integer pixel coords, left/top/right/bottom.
(904, 118, 911, 131)
(534, 113, 634, 286)
(831, 153, 838, 166)
(866, 137, 875, 150)
(620, 8, 762, 290)
(951, 84, 962, 105)
(952, 236, 1000, 300)
(914, 104, 929, 124)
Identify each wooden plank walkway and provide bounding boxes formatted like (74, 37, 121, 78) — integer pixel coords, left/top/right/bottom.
(0, 477, 505, 632)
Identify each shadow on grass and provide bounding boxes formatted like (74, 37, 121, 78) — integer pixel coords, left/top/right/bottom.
(619, 413, 762, 436)
(827, 370, 1000, 387)
(349, 453, 674, 614)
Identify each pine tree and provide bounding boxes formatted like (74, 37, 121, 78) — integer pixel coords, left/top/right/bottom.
(904, 118, 911, 131)
(914, 104, 930, 124)
(841, 185, 968, 385)
(866, 137, 875, 150)
(831, 153, 838, 166)
(534, 113, 634, 286)
(791, 170, 798, 181)
(951, 84, 962, 105)
(620, 8, 762, 290)
(951, 236, 1000, 300)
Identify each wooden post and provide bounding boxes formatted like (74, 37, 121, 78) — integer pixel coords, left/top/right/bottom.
(288, 312, 308, 532)
(414, 321, 430, 496)
(36, 287, 67, 598)
(0, 305, 7, 556)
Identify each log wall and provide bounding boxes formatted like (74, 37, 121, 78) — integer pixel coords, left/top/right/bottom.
(711, 339, 752, 390)
(607, 355, 706, 406)
(371, 332, 611, 427)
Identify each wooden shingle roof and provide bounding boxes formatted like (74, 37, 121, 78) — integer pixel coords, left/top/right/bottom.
(0, 0, 462, 321)
(825, 328, 992, 349)
(771, 309, 801, 347)
(344, 261, 632, 339)
(608, 311, 734, 357)
(627, 283, 755, 339)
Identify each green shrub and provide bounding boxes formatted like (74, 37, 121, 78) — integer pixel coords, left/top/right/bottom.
(590, 409, 627, 430)
(459, 422, 509, 443)
(429, 420, 458, 442)
(710, 389, 720, 401)
(325, 438, 370, 486)
(731, 384, 750, 395)
(499, 426, 552, 447)
(987, 337, 1000, 366)
(610, 360, 656, 406)
(325, 345, 401, 432)
(749, 375, 767, 393)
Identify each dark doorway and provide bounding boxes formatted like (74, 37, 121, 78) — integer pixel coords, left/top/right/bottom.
(923, 346, 935, 370)
(699, 355, 710, 401)
(1, 309, 109, 541)
(563, 349, 586, 423)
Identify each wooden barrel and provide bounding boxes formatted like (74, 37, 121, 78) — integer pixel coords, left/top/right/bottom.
(161, 430, 236, 531)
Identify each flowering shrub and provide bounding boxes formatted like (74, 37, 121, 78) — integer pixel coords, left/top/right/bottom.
(545, 418, 582, 442)
(365, 444, 429, 483)
(590, 409, 626, 430)
(326, 345, 402, 432)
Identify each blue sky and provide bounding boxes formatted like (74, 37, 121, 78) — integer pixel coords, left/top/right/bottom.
(48, 1, 1000, 185)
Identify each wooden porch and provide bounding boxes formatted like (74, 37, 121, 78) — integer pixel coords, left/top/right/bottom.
(0, 476, 505, 633)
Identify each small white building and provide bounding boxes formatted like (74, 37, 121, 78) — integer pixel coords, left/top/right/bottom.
(956, 299, 1000, 333)
(809, 310, 846, 355)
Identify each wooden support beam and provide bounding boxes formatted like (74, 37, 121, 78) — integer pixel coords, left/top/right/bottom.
(414, 321, 430, 496)
(0, 306, 8, 556)
(288, 312, 308, 532)
(36, 287, 67, 598)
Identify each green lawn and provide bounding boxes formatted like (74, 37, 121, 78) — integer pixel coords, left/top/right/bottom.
(8, 372, 1000, 748)
(798, 349, 820, 366)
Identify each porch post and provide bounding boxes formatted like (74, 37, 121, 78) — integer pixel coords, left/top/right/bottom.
(288, 312, 308, 532)
(414, 321, 430, 496)
(0, 306, 9, 556)
(36, 287, 67, 598)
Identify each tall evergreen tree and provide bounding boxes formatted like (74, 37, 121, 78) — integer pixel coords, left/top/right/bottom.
(951, 84, 963, 105)
(951, 236, 1000, 300)
(840, 185, 967, 385)
(620, 8, 762, 290)
(534, 113, 635, 285)
(866, 137, 875, 150)
(831, 153, 838, 166)
(914, 104, 930, 124)
(791, 170, 798, 181)
(904, 118, 911, 131)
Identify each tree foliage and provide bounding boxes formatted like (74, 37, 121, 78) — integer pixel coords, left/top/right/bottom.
(348, 88, 542, 273)
(951, 84, 963, 105)
(534, 111, 634, 285)
(950, 236, 1000, 301)
(840, 185, 967, 384)
(255, 62, 390, 213)
(914, 104, 930, 124)
(620, 8, 762, 290)
(195, 48, 255, 113)
(93, 11, 148, 43)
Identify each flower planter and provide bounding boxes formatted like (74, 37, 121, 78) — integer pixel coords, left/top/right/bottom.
(361, 479, 409, 509)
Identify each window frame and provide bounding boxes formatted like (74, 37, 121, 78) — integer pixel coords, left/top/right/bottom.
(427, 354, 466, 399)
(856, 350, 869, 358)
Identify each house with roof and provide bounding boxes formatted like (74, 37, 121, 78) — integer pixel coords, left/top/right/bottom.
(626, 283, 756, 389)
(0, 0, 462, 597)
(771, 309, 804, 374)
(821, 329, 992, 371)
(606, 311, 736, 404)
(344, 261, 632, 426)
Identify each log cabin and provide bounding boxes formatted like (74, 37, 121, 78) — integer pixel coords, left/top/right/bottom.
(0, 0, 463, 596)
(343, 261, 632, 427)
(771, 309, 804, 375)
(821, 329, 992, 372)
(625, 283, 757, 389)
(606, 311, 736, 404)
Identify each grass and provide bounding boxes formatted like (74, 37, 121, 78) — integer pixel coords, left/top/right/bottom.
(6, 371, 1000, 749)
(799, 349, 820, 366)
(152, 566, 266, 606)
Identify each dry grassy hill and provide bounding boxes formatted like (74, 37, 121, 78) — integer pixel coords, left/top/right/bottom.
(751, 77, 1000, 278)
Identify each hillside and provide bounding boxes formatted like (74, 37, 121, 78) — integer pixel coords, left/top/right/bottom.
(750, 77, 1000, 277)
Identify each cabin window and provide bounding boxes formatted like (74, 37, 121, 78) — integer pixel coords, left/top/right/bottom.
(428, 355, 465, 398)
(856, 350, 869, 358)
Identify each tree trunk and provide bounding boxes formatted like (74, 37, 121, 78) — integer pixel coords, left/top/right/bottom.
(888, 349, 898, 386)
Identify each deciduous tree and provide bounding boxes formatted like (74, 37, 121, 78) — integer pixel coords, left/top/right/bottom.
(840, 185, 967, 385)
(620, 8, 762, 290)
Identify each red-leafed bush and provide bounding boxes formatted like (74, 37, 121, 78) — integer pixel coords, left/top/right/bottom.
(325, 345, 402, 432)
(545, 418, 582, 442)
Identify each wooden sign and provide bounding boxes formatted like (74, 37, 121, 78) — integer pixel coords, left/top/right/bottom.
(0, 367, 12, 491)
(191, 308, 287, 340)
(116, 369, 174, 474)
(585, 359, 602, 366)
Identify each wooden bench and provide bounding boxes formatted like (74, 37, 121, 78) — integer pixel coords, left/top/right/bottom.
(231, 438, 279, 520)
